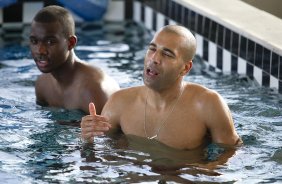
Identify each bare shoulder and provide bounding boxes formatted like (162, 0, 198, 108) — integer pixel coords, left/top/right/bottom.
(185, 82, 223, 104)
(75, 61, 104, 79)
(108, 86, 144, 103)
(75, 61, 120, 94)
(101, 86, 144, 119)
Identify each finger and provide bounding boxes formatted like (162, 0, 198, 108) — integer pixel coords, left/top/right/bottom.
(89, 102, 96, 116)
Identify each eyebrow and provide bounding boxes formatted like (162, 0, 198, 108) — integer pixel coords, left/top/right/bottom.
(149, 43, 176, 57)
(29, 35, 57, 40)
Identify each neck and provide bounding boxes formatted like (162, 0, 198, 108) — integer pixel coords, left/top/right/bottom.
(146, 82, 184, 109)
(51, 51, 76, 86)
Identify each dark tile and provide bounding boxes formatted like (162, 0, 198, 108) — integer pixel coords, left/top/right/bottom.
(164, 0, 170, 17)
(279, 80, 282, 93)
(217, 47, 223, 70)
(171, 0, 176, 20)
(210, 20, 217, 43)
(262, 71, 270, 87)
(203, 39, 209, 61)
(177, 3, 183, 24)
(165, 17, 169, 26)
(3, 3, 23, 22)
(217, 24, 224, 47)
(247, 39, 255, 64)
(197, 14, 204, 36)
(152, 11, 157, 31)
(280, 56, 282, 80)
(125, 0, 133, 19)
(224, 28, 231, 51)
(144, 0, 158, 8)
(262, 48, 271, 73)
(231, 32, 239, 56)
(159, 0, 166, 14)
(247, 63, 254, 78)
(240, 35, 247, 59)
(271, 52, 279, 78)
(141, 3, 145, 23)
(255, 43, 263, 68)
(202, 16, 209, 38)
(178, 4, 186, 25)
(231, 55, 238, 73)
(183, 8, 190, 28)
(156, 0, 162, 12)
(189, 10, 196, 32)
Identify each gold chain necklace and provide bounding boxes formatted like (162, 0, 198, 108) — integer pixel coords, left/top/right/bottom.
(143, 83, 184, 140)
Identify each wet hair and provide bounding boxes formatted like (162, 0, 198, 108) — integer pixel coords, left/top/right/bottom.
(161, 25, 197, 61)
(33, 5, 75, 37)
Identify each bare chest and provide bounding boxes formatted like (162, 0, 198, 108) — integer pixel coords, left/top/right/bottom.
(119, 105, 208, 150)
(42, 84, 80, 109)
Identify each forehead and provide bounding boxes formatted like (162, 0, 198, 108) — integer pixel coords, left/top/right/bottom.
(30, 21, 63, 37)
(151, 30, 183, 51)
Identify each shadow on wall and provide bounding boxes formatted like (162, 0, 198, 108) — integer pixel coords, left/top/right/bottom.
(241, 0, 282, 19)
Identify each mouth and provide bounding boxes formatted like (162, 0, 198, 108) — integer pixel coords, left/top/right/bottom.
(35, 57, 49, 68)
(146, 67, 159, 77)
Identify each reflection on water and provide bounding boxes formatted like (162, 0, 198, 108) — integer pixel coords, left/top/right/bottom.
(0, 21, 282, 183)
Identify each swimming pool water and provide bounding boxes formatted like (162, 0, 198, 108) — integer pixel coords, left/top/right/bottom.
(0, 21, 281, 183)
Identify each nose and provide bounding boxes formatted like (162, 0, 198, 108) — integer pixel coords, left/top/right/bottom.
(38, 42, 47, 55)
(150, 50, 161, 65)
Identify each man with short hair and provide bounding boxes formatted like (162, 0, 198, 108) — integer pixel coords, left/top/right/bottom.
(30, 5, 120, 114)
(81, 25, 242, 149)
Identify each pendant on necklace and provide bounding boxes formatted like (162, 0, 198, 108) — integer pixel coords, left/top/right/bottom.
(148, 135, 158, 140)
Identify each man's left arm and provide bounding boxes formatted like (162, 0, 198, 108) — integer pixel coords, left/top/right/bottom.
(204, 90, 242, 146)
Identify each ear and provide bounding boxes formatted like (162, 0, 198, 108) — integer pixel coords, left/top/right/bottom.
(68, 35, 77, 50)
(180, 60, 193, 76)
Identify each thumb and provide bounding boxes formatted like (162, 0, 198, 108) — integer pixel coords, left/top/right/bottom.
(89, 102, 96, 116)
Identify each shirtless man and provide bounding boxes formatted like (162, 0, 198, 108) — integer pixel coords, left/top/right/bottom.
(81, 25, 242, 150)
(30, 5, 119, 114)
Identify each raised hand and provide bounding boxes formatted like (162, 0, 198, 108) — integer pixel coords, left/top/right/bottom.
(81, 102, 111, 142)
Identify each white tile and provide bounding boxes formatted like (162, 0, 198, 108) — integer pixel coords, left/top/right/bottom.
(156, 12, 165, 31)
(238, 57, 247, 75)
(104, 1, 124, 21)
(208, 41, 217, 67)
(23, 2, 43, 24)
(145, 6, 153, 30)
(133, 1, 141, 23)
(253, 66, 262, 86)
(169, 19, 177, 25)
(223, 49, 231, 73)
(270, 75, 279, 89)
(195, 34, 203, 57)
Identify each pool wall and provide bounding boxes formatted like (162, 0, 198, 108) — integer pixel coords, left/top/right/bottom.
(0, 0, 281, 94)
(128, 0, 282, 94)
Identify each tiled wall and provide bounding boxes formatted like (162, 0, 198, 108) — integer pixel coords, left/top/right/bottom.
(130, 0, 282, 94)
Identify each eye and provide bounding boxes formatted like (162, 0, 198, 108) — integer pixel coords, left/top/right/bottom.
(45, 38, 57, 46)
(148, 45, 156, 52)
(29, 38, 38, 45)
(162, 51, 174, 58)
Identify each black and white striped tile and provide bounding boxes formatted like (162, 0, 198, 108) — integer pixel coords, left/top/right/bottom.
(132, 0, 282, 93)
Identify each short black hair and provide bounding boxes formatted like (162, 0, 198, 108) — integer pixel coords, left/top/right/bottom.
(33, 5, 75, 37)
